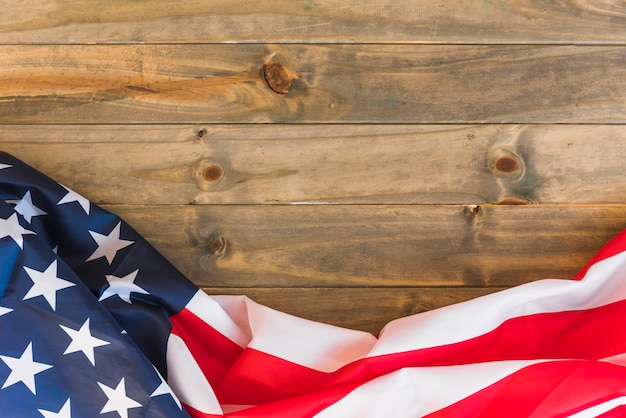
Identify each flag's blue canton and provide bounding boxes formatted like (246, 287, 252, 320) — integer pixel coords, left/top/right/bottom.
(0, 153, 194, 417)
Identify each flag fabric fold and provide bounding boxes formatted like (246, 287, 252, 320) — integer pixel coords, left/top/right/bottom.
(1, 152, 626, 417)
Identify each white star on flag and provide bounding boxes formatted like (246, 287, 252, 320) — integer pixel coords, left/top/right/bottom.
(0, 306, 12, 317)
(99, 269, 149, 304)
(0, 213, 35, 249)
(8, 191, 47, 223)
(23, 260, 76, 311)
(0, 164, 11, 170)
(98, 378, 142, 418)
(57, 184, 90, 215)
(0, 342, 53, 394)
(38, 398, 73, 418)
(59, 318, 110, 366)
(87, 222, 134, 264)
(150, 366, 182, 410)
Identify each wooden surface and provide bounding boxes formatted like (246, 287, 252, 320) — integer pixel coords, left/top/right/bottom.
(1, 1, 625, 44)
(107, 204, 626, 288)
(1, 45, 624, 123)
(1, 1, 625, 333)
(3, 125, 626, 205)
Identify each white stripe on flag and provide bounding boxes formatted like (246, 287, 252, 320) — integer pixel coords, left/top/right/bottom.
(371, 249, 626, 357)
(313, 360, 546, 418)
(212, 295, 377, 373)
(166, 334, 223, 415)
(186, 291, 250, 348)
(566, 396, 626, 418)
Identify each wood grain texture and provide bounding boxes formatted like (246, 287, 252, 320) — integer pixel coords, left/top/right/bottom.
(2, 1, 624, 330)
(103, 204, 626, 289)
(2, 124, 626, 205)
(0, 45, 624, 123)
(1, 0, 625, 44)
(202, 287, 507, 334)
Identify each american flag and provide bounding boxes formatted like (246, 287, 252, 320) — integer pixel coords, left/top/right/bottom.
(1, 152, 626, 417)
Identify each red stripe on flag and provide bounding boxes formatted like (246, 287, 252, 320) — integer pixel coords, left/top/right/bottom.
(215, 299, 626, 405)
(217, 347, 330, 405)
(183, 403, 224, 418)
(325, 298, 626, 389)
(171, 307, 243, 387)
(167, 233, 626, 412)
(573, 229, 626, 281)
(424, 360, 626, 418)
(222, 383, 361, 418)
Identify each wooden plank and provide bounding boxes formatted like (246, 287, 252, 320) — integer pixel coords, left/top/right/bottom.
(2, 125, 626, 205)
(103, 204, 626, 288)
(202, 287, 507, 334)
(1, 1, 625, 45)
(0, 45, 624, 123)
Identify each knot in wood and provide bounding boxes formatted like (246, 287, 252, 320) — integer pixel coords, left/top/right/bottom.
(494, 157, 518, 173)
(464, 205, 481, 220)
(487, 147, 524, 179)
(208, 236, 226, 254)
(202, 165, 223, 182)
(262, 62, 295, 94)
(199, 228, 228, 257)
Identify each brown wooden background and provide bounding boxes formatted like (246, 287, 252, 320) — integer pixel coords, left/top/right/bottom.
(1, 1, 625, 333)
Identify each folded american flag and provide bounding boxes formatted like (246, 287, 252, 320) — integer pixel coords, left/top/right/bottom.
(1, 152, 626, 417)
